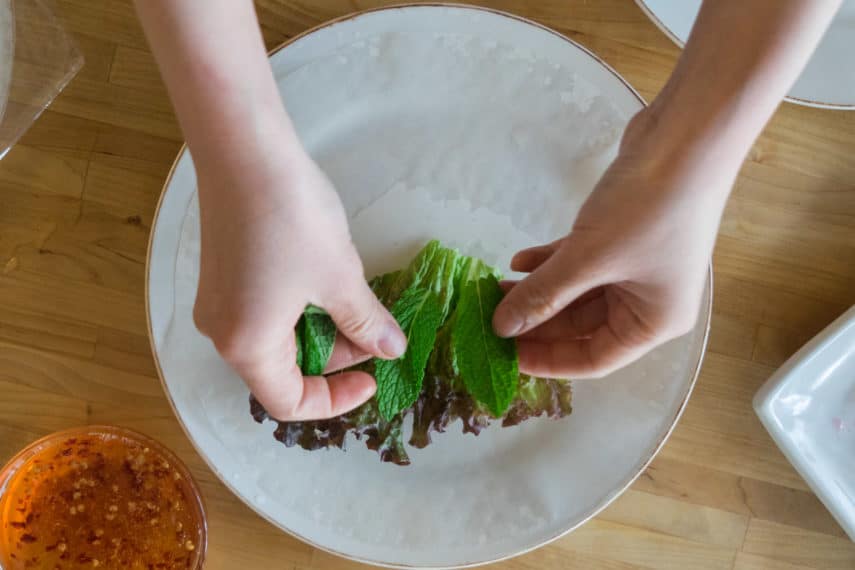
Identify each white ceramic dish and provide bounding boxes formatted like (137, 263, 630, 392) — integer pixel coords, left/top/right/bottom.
(634, 0, 855, 110)
(0, 0, 12, 122)
(754, 305, 855, 542)
(146, 5, 712, 568)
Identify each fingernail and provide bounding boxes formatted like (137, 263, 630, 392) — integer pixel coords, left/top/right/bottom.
(494, 305, 525, 338)
(378, 322, 407, 359)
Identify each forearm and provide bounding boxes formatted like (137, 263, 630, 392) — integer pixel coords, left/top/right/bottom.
(639, 0, 841, 182)
(134, 0, 301, 173)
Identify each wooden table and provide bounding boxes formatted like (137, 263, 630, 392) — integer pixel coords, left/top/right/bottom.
(1, 1, 854, 568)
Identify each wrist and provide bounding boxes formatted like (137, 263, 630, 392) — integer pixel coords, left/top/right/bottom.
(623, 101, 748, 178)
(192, 126, 310, 215)
(615, 105, 746, 209)
(189, 100, 303, 166)
(632, 98, 752, 164)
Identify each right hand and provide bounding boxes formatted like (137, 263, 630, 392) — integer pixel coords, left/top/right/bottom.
(192, 143, 407, 421)
(493, 109, 735, 378)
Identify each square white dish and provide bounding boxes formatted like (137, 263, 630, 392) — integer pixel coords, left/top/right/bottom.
(754, 304, 855, 541)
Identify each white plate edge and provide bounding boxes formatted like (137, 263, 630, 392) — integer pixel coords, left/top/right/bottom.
(631, 0, 855, 111)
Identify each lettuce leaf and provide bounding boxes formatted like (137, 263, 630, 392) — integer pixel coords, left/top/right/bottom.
(250, 241, 573, 465)
(250, 363, 572, 466)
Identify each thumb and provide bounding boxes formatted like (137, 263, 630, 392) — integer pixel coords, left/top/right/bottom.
(325, 277, 407, 360)
(493, 244, 601, 338)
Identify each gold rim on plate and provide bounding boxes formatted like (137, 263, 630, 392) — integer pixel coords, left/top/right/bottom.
(632, 0, 855, 111)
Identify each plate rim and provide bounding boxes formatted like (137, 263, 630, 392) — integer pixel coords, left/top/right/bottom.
(144, 4, 713, 568)
(632, 0, 855, 111)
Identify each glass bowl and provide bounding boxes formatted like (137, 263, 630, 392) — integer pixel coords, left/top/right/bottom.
(0, 425, 207, 570)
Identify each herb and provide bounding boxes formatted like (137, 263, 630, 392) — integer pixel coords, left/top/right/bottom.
(452, 274, 519, 417)
(376, 240, 471, 319)
(296, 306, 336, 376)
(253, 241, 573, 465)
(375, 287, 444, 419)
(368, 241, 468, 419)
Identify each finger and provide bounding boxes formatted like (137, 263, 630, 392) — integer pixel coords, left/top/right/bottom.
(500, 283, 606, 339)
(494, 246, 602, 338)
(501, 281, 603, 303)
(511, 247, 553, 273)
(520, 291, 607, 341)
(517, 323, 655, 379)
(258, 372, 376, 421)
(324, 332, 371, 373)
(517, 290, 665, 378)
(510, 240, 561, 273)
(325, 277, 407, 360)
(237, 332, 376, 420)
(230, 330, 304, 420)
(291, 371, 377, 420)
(499, 279, 517, 293)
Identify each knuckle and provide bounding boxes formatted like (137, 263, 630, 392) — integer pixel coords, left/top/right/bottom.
(211, 328, 253, 363)
(630, 318, 660, 344)
(264, 398, 300, 421)
(206, 320, 266, 364)
(336, 301, 381, 339)
(521, 281, 562, 320)
(340, 310, 377, 339)
(250, 366, 305, 422)
(578, 250, 616, 281)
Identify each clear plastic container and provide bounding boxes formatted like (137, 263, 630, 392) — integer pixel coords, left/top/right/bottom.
(0, 0, 83, 159)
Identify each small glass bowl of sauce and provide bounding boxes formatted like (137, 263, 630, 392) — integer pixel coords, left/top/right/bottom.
(0, 426, 207, 569)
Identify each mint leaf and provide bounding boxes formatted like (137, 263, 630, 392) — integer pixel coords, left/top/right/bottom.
(452, 274, 519, 417)
(381, 240, 472, 320)
(375, 287, 443, 420)
(297, 306, 336, 376)
(295, 318, 304, 371)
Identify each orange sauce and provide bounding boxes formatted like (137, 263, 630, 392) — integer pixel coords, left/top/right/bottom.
(0, 429, 206, 569)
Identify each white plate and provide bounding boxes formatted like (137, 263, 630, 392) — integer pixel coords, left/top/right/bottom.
(146, 5, 711, 568)
(0, 0, 13, 122)
(754, 305, 855, 541)
(635, 0, 855, 110)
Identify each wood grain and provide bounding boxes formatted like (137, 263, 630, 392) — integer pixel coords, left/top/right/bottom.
(1, 1, 854, 568)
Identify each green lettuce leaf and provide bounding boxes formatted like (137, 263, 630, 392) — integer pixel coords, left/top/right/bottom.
(250, 365, 572, 466)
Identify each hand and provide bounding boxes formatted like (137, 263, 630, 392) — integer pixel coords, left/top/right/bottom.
(192, 142, 407, 420)
(493, 110, 740, 378)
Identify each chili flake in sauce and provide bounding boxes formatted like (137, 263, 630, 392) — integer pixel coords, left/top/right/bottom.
(0, 429, 206, 570)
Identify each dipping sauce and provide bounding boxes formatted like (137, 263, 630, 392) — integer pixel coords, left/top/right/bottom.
(0, 426, 206, 569)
